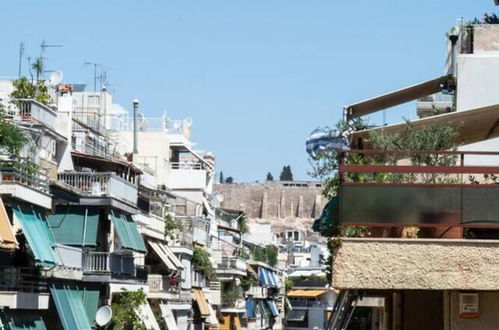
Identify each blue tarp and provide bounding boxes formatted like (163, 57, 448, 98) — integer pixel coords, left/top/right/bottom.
(245, 298, 256, 318)
(259, 268, 279, 287)
(267, 300, 279, 317)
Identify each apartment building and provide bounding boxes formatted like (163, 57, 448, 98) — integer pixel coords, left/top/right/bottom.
(329, 11, 499, 330)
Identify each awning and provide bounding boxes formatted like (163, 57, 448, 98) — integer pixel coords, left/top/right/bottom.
(345, 74, 454, 119)
(160, 304, 179, 330)
(0, 311, 47, 330)
(136, 300, 160, 330)
(350, 103, 499, 147)
(0, 198, 18, 249)
(48, 206, 99, 247)
(246, 264, 258, 278)
(50, 284, 94, 330)
(285, 310, 307, 322)
(267, 300, 279, 317)
(110, 210, 146, 252)
(171, 144, 214, 171)
(147, 240, 184, 271)
(256, 300, 270, 318)
(233, 315, 241, 330)
(193, 289, 211, 317)
(205, 298, 219, 326)
(259, 268, 278, 287)
(13, 205, 56, 266)
(287, 289, 328, 298)
(245, 298, 256, 318)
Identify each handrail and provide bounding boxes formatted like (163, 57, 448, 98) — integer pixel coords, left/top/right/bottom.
(0, 159, 49, 192)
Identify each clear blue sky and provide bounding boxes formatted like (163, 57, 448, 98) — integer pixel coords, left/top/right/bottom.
(1, 1, 496, 182)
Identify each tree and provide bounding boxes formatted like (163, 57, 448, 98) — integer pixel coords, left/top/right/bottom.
(110, 289, 147, 329)
(31, 58, 44, 81)
(219, 171, 224, 184)
(225, 176, 234, 184)
(266, 172, 274, 181)
(279, 165, 293, 181)
(0, 105, 27, 156)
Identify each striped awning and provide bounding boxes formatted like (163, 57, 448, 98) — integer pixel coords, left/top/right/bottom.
(287, 289, 328, 298)
(245, 298, 256, 318)
(258, 268, 279, 287)
(48, 205, 99, 247)
(0, 310, 47, 330)
(137, 300, 160, 330)
(160, 304, 178, 330)
(50, 284, 94, 330)
(0, 199, 18, 249)
(147, 240, 184, 271)
(267, 300, 279, 317)
(193, 289, 211, 317)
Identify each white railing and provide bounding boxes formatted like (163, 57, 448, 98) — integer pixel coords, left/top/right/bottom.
(57, 172, 138, 205)
(220, 257, 247, 272)
(14, 99, 57, 130)
(148, 274, 179, 293)
(82, 251, 135, 275)
(246, 286, 266, 297)
(170, 162, 204, 170)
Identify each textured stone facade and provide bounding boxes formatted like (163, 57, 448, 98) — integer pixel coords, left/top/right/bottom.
(333, 238, 499, 290)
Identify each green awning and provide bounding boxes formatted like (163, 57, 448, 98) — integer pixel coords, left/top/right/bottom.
(48, 206, 99, 247)
(12, 205, 57, 266)
(0, 311, 47, 330)
(312, 196, 340, 237)
(110, 210, 146, 252)
(50, 284, 99, 330)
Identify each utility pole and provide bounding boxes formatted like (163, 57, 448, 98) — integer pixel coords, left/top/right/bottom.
(133, 98, 140, 154)
(18, 42, 24, 77)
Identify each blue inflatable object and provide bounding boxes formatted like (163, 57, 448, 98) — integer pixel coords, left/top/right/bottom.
(306, 128, 349, 159)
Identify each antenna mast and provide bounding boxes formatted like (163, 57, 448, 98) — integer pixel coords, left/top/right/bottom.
(40, 40, 62, 79)
(18, 42, 24, 78)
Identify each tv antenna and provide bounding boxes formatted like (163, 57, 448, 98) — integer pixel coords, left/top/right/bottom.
(18, 42, 24, 78)
(40, 40, 62, 79)
(84, 61, 110, 93)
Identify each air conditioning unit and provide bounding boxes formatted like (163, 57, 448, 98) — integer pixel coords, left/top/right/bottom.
(459, 293, 479, 319)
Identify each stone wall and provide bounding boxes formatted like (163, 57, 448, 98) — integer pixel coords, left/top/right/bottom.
(333, 238, 499, 290)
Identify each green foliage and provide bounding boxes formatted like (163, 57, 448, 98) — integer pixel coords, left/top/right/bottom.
(238, 249, 250, 260)
(225, 176, 234, 184)
(251, 245, 278, 266)
(31, 58, 44, 81)
(237, 213, 249, 234)
(221, 283, 241, 305)
(240, 276, 258, 291)
(219, 171, 224, 184)
(163, 212, 182, 240)
(0, 105, 27, 156)
(284, 277, 293, 292)
(266, 172, 274, 181)
(192, 248, 215, 279)
(279, 165, 293, 181)
(10, 77, 51, 105)
(110, 289, 146, 330)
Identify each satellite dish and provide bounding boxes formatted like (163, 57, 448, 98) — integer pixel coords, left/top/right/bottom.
(183, 117, 193, 128)
(95, 305, 112, 327)
(48, 71, 63, 85)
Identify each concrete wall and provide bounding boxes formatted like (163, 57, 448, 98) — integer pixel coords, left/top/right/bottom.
(333, 238, 499, 290)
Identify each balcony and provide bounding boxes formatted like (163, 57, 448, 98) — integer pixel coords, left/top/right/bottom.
(168, 162, 208, 190)
(0, 267, 50, 310)
(416, 92, 454, 118)
(289, 299, 334, 309)
(57, 172, 138, 207)
(82, 251, 146, 282)
(0, 159, 51, 208)
(245, 285, 267, 298)
(148, 274, 180, 298)
(72, 110, 107, 135)
(13, 99, 57, 131)
(217, 257, 247, 278)
(333, 238, 499, 290)
(338, 150, 499, 228)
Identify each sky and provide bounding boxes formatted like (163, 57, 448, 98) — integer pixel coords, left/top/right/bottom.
(0, 1, 497, 182)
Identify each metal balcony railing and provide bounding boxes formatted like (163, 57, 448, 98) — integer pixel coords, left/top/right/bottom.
(170, 162, 204, 170)
(0, 159, 49, 193)
(219, 257, 246, 272)
(0, 267, 49, 292)
(82, 251, 135, 275)
(148, 274, 180, 293)
(12, 99, 57, 130)
(72, 108, 108, 135)
(57, 172, 138, 205)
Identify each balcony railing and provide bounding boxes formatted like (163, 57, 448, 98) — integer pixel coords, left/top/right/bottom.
(170, 162, 204, 170)
(13, 99, 57, 130)
(148, 274, 180, 293)
(71, 138, 121, 160)
(82, 251, 135, 275)
(57, 172, 138, 205)
(72, 109, 107, 135)
(219, 257, 247, 272)
(338, 150, 499, 227)
(289, 299, 333, 308)
(0, 159, 49, 193)
(0, 267, 48, 292)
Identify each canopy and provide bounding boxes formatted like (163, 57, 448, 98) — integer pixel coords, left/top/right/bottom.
(246, 264, 258, 278)
(147, 240, 184, 271)
(160, 304, 178, 330)
(267, 300, 279, 317)
(48, 206, 99, 247)
(345, 74, 453, 119)
(287, 289, 328, 298)
(245, 298, 256, 318)
(0, 311, 47, 330)
(13, 205, 56, 266)
(0, 198, 18, 249)
(137, 300, 160, 330)
(285, 310, 307, 322)
(50, 284, 97, 330)
(193, 289, 211, 317)
(258, 268, 279, 287)
(110, 210, 146, 252)
(350, 103, 499, 147)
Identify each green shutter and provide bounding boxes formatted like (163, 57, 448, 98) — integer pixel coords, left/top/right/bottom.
(48, 206, 99, 247)
(110, 210, 146, 252)
(50, 284, 95, 330)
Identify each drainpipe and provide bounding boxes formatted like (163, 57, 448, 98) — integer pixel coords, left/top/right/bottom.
(132, 98, 139, 154)
(449, 34, 459, 76)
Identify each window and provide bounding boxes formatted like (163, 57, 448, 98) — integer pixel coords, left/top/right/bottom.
(87, 95, 100, 106)
(294, 231, 299, 241)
